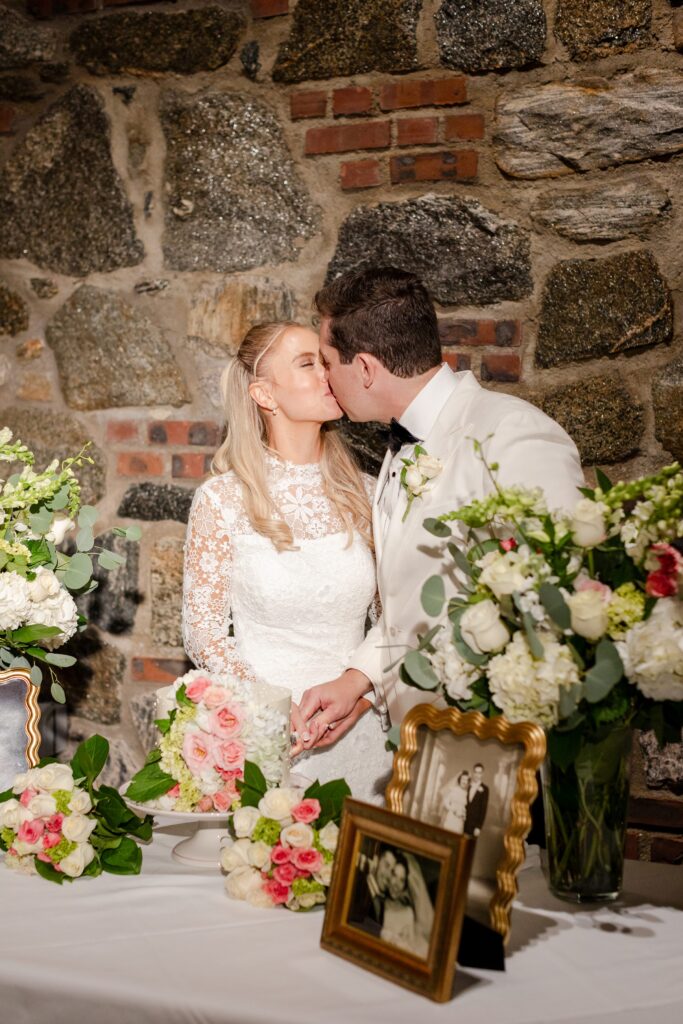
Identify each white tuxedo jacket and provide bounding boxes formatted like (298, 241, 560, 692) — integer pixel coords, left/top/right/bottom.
(349, 371, 585, 725)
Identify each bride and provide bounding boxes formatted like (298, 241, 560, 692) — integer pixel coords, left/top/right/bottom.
(181, 321, 393, 802)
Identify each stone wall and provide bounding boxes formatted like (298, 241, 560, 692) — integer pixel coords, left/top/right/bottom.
(1, 0, 682, 859)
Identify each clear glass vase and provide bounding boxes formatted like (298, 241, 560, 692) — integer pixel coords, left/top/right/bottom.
(541, 727, 632, 903)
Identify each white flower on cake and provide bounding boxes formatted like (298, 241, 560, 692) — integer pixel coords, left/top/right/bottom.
(618, 598, 683, 701)
(0, 571, 31, 631)
(488, 631, 580, 728)
(460, 599, 509, 654)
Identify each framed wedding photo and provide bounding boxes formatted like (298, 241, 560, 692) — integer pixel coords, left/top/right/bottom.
(321, 799, 475, 1002)
(0, 669, 41, 792)
(385, 705, 546, 942)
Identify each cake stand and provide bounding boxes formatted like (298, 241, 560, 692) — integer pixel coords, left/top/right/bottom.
(121, 787, 229, 868)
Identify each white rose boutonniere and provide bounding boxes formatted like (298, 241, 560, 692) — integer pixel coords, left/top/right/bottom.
(400, 446, 443, 521)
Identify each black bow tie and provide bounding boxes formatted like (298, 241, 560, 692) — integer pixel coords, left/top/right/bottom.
(388, 418, 420, 455)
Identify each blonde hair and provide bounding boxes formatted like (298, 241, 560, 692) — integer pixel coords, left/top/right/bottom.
(212, 322, 373, 552)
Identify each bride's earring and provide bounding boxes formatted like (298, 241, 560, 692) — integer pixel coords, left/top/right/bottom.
(271, 406, 278, 416)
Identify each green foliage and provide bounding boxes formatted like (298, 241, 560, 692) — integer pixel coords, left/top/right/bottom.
(583, 639, 624, 704)
(125, 761, 176, 803)
(420, 575, 445, 617)
(235, 760, 268, 807)
(422, 517, 451, 538)
(303, 777, 351, 829)
(401, 650, 439, 690)
(70, 734, 109, 786)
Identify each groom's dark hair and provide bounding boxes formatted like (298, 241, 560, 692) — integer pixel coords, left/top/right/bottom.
(314, 267, 442, 378)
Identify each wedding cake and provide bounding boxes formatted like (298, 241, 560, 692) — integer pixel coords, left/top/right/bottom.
(127, 669, 291, 813)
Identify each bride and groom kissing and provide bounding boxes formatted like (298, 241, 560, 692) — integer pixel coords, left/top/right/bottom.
(181, 266, 584, 802)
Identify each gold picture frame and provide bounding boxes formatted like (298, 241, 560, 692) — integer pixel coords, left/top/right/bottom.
(0, 669, 41, 791)
(385, 705, 546, 942)
(321, 799, 476, 1003)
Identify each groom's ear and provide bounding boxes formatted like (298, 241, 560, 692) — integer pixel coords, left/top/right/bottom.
(356, 352, 378, 389)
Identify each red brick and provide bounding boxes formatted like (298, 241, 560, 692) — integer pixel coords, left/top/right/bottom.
(444, 113, 485, 141)
(290, 90, 327, 120)
(251, 0, 288, 17)
(148, 420, 220, 446)
(495, 320, 522, 347)
(390, 149, 477, 184)
(117, 452, 165, 476)
(379, 77, 467, 111)
(131, 656, 192, 684)
(480, 353, 521, 383)
(106, 420, 141, 444)
(340, 158, 382, 190)
(0, 104, 16, 135)
(396, 116, 438, 147)
(650, 835, 683, 864)
(305, 121, 391, 156)
(333, 86, 373, 117)
(442, 351, 472, 372)
(172, 452, 212, 479)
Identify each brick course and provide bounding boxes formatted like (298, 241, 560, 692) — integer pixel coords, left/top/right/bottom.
(305, 121, 391, 155)
(390, 149, 477, 184)
(290, 91, 327, 120)
(117, 452, 165, 476)
(340, 158, 382, 190)
(379, 77, 467, 111)
(333, 86, 373, 117)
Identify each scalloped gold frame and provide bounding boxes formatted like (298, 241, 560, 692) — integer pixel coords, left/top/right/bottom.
(0, 669, 41, 776)
(385, 705, 546, 942)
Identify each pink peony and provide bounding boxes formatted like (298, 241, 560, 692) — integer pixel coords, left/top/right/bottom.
(45, 813, 64, 833)
(291, 799, 321, 825)
(500, 538, 517, 552)
(273, 862, 298, 885)
(270, 844, 291, 865)
(197, 795, 214, 812)
(185, 677, 211, 703)
(209, 706, 243, 739)
(291, 847, 323, 873)
(263, 878, 291, 905)
(213, 739, 245, 773)
(17, 819, 44, 844)
(202, 685, 232, 710)
(182, 730, 214, 774)
(19, 788, 38, 808)
(42, 831, 61, 850)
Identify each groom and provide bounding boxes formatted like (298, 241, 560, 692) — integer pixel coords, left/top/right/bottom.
(297, 266, 584, 747)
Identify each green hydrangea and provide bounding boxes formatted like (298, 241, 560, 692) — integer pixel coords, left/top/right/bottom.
(607, 583, 646, 640)
(47, 837, 77, 863)
(53, 789, 73, 814)
(292, 877, 325, 898)
(1, 826, 16, 849)
(312, 831, 334, 864)
(159, 707, 202, 809)
(176, 777, 202, 812)
(252, 817, 281, 845)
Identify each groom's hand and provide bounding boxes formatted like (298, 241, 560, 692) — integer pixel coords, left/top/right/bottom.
(296, 670, 372, 750)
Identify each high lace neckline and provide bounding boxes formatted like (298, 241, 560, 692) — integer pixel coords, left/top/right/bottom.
(265, 452, 323, 477)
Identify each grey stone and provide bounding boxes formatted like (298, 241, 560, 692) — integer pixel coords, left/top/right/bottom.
(117, 483, 195, 523)
(555, 0, 651, 61)
(30, 278, 58, 299)
(0, 283, 28, 336)
(639, 730, 683, 791)
(531, 176, 671, 243)
(273, 0, 420, 83)
(64, 727, 141, 788)
(46, 285, 189, 411)
(130, 690, 161, 755)
(0, 75, 45, 102)
(240, 41, 260, 81)
(0, 6, 57, 70)
(70, 7, 243, 77)
(188, 277, 298, 358)
(532, 376, 645, 464)
(339, 421, 389, 477)
(494, 70, 683, 179)
(0, 406, 106, 506)
(0, 85, 144, 276)
(62, 630, 124, 725)
(150, 537, 184, 649)
(39, 63, 69, 84)
(161, 90, 319, 272)
(78, 532, 141, 636)
(326, 194, 532, 306)
(535, 251, 672, 369)
(652, 356, 683, 461)
(435, 0, 546, 74)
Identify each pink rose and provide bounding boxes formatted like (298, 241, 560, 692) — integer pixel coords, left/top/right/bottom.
(42, 831, 61, 850)
(500, 538, 517, 552)
(213, 739, 245, 773)
(270, 844, 291, 865)
(182, 730, 214, 774)
(37, 852, 53, 863)
(575, 577, 612, 601)
(167, 784, 181, 799)
(212, 788, 236, 813)
(19, 787, 38, 808)
(202, 685, 232, 710)
(291, 799, 321, 825)
(646, 570, 678, 598)
(197, 795, 214, 812)
(263, 878, 291, 905)
(645, 544, 682, 597)
(17, 819, 44, 844)
(291, 847, 323, 873)
(209, 706, 243, 739)
(273, 862, 298, 885)
(185, 677, 211, 703)
(46, 813, 63, 833)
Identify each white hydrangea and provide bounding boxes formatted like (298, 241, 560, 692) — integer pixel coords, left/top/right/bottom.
(618, 598, 683, 702)
(27, 571, 79, 649)
(427, 630, 481, 702)
(488, 631, 579, 728)
(0, 570, 31, 631)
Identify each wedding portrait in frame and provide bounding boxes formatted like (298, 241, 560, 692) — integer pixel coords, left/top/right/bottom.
(0, 669, 41, 792)
(321, 799, 475, 1002)
(386, 705, 546, 940)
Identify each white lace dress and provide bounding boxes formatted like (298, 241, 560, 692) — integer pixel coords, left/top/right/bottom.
(182, 455, 393, 803)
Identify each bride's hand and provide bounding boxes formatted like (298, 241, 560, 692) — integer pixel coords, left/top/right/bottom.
(307, 697, 371, 750)
(297, 671, 372, 749)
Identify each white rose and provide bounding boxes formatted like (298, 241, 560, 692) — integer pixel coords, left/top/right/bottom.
(26, 567, 62, 602)
(12, 837, 42, 856)
(567, 590, 609, 643)
(460, 600, 509, 654)
(313, 861, 333, 886)
(68, 789, 93, 815)
(60, 842, 95, 878)
(280, 822, 315, 849)
(232, 805, 260, 838)
(220, 838, 251, 873)
(404, 465, 426, 495)
(246, 886, 276, 909)
(28, 585, 78, 649)
(416, 453, 443, 480)
(479, 552, 530, 599)
(258, 787, 301, 823)
(247, 840, 272, 870)
(224, 865, 263, 901)
(3, 852, 36, 875)
(0, 571, 31, 631)
(570, 499, 609, 548)
(45, 516, 75, 546)
(35, 763, 74, 792)
(11, 770, 37, 794)
(317, 821, 339, 853)
(0, 798, 30, 830)
(27, 793, 57, 818)
(61, 814, 97, 844)
(297, 891, 325, 909)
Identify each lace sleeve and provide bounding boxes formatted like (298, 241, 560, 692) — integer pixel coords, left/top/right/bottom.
(182, 482, 254, 680)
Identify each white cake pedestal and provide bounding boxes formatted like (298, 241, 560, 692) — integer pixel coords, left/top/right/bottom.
(121, 787, 230, 869)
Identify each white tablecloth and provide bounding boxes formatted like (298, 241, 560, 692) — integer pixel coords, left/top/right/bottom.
(1, 823, 682, 1024)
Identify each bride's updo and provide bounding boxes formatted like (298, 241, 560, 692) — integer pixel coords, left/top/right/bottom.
(212, 322, 373, 553)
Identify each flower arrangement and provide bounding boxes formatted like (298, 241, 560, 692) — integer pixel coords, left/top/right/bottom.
(220, 761, 349, 911)
(0, 428, 140, 702)
(0, 735, 152, 882)
(125, 670, 290, 813)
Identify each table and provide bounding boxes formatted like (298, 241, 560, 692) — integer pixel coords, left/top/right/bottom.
(1, 823, 682, 1024)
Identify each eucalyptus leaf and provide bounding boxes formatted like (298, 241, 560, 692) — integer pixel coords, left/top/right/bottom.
(29, 508, 52, 535)
(50, 681, 66, 704)
(423, 518, 451, 538)
(47, 485, 70, 511)
(539, 582, 571, 631)
(421, 575, 445, 617)
(0, 648, 13, 666)
(76, 526, 94, 552)
(30, 664, 42, 686)
(558, 683, 581, 720)
(98, 549, 125, 571)
(123, 525, 142, 542)
(447, 542, 473, 577)
(452, 633, 488, 668)
(403, 651, 439, 690)
(584, 638, 624, 703)
(416, 624, 442, 652)
(45, 652, 76, 667)
(78, 506, 98, 528)
(10, 656, 30, 669)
